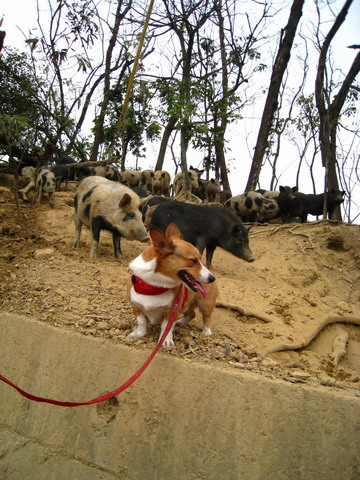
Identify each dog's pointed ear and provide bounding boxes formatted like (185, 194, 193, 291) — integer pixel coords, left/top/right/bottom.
(166, 223, 183, 240)
(149, 227, 174, 254)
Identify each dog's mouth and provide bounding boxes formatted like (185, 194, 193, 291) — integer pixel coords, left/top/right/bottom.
(178, 270, 207, 297)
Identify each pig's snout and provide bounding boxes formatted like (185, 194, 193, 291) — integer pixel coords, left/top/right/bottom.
(140, 234, 150, 243)
(243, 247, 255, 262)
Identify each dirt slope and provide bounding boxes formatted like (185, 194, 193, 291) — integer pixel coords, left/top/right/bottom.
(1, 185, 360, 396)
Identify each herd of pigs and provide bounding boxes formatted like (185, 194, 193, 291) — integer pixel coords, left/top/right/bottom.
(18, 159, 345, 267)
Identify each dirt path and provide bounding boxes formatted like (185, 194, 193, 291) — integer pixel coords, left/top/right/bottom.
(1, 186, 360, 396)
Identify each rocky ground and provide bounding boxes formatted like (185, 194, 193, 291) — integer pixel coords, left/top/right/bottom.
(1, 182, 360, 398)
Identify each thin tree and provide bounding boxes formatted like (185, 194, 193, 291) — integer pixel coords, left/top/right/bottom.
(158, 0, 218, 195)
(314, 0, 360, 220)
(245, 0, 305, 191)
(89, 0, 132, 163)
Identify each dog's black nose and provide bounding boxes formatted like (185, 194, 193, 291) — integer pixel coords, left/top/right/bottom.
(208, 274, 216, 283)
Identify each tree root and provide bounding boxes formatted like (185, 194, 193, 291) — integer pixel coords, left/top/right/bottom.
(173, 191, 202, 204)
(216, 302, 273, 323)
(330, 329, 349, 367)
(265, 316, 360, 355)
(250, 219, 346, 238)
(288, 226, 315, 254)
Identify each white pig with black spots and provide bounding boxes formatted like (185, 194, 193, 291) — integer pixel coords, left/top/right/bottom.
(73, 176, 149, 259)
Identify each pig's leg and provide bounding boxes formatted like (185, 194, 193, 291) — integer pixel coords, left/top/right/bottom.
(37, 185, 43, 204)
(205, 245, 215, 269)
(73, 215, 83, 248)
(90, 221, 101, 258)
(19, 179, 35, 201)
(112, 231, 123, 259)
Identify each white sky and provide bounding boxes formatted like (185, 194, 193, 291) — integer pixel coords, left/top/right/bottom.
(1, 1, 359, 221)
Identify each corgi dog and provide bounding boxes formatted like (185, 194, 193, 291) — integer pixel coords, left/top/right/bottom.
(127, 223, 219, 347)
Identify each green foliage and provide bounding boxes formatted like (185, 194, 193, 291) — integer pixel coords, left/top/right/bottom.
(0, 49, 41, 118)
(294, 95, 320, 136)
(155, 77, 183, 120)
(65, 0, 100, 48)
(0, 47, 80, 159)
(95, 76, 161, 158)
(0, 115, 31, 144)
(146, 121, 162, 139)
(341, 86, 359, 118)
(0, 49, 45, 157)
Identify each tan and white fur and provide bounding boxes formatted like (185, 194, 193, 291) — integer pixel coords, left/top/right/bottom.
(128, 223, 219, 347)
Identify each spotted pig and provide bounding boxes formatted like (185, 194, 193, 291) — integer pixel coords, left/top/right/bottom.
(73, 176, 149, 259)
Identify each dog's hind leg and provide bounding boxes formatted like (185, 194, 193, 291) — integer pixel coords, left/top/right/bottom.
(177, 304, 196, 326)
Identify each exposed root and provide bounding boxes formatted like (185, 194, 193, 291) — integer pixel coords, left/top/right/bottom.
(265, 316, 360, 355)
(173, 191, 202, 204)
(330, 329, 349, 367)
(269, 224, 291, 236)
(262, 220, 346, 238)
(289, 226, 314, 254)
(216, 302, 272, 323)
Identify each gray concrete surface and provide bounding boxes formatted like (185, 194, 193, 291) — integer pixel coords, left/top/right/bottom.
(1, 312, 360, 480)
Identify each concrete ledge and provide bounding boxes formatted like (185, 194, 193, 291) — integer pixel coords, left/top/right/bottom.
(1, 312, 360, 480)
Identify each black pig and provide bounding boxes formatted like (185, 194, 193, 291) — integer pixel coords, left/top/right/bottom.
(150, 200, 254, 268)
(277, 186, 345, 222)
(277, 186, 308, 223)
(305, 189, 345, 219)
(51, 164, 72, 191)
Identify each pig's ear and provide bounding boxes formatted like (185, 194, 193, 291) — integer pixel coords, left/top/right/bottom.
(166, 223, 183, 240)
(119, 193, 132, 208)
(149, 228, 174, 254)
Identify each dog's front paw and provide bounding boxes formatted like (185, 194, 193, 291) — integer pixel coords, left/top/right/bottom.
(128, 329, 146, 340)
(161, 335, 175, 348)
(202, 326, 212, 337)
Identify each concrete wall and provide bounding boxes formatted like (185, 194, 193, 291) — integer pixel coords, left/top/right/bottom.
(1, 312, 360, 480)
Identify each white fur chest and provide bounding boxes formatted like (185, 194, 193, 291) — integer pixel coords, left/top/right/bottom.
(129, 253, 179, 324)
(130, 287, 175, 311)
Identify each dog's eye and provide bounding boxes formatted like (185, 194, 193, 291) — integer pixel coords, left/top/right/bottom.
(190, 258, 198, 265)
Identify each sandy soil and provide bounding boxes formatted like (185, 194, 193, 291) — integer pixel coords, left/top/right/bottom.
(1, 184, 360, 397)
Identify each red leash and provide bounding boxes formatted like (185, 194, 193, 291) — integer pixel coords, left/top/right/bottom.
(0, 286, 185, 407)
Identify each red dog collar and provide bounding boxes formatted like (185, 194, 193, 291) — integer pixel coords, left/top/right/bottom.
(131, 274, 170, 295)
(131, 274, 189, 309)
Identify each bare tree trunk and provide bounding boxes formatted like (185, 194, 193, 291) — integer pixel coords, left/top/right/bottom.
(160, 0, 218, 197)
(90, 0, 131, 163)
(214, 0, 231, 193)
(314, 0, 360, 220)
(180, 128, 192, 196)
(215, 140, 231, 193)
(155, 117, 177, 171)
(245, 0, 305, 191)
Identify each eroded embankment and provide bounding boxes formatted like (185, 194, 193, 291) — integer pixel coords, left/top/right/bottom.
(1, 312, 360, 480)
